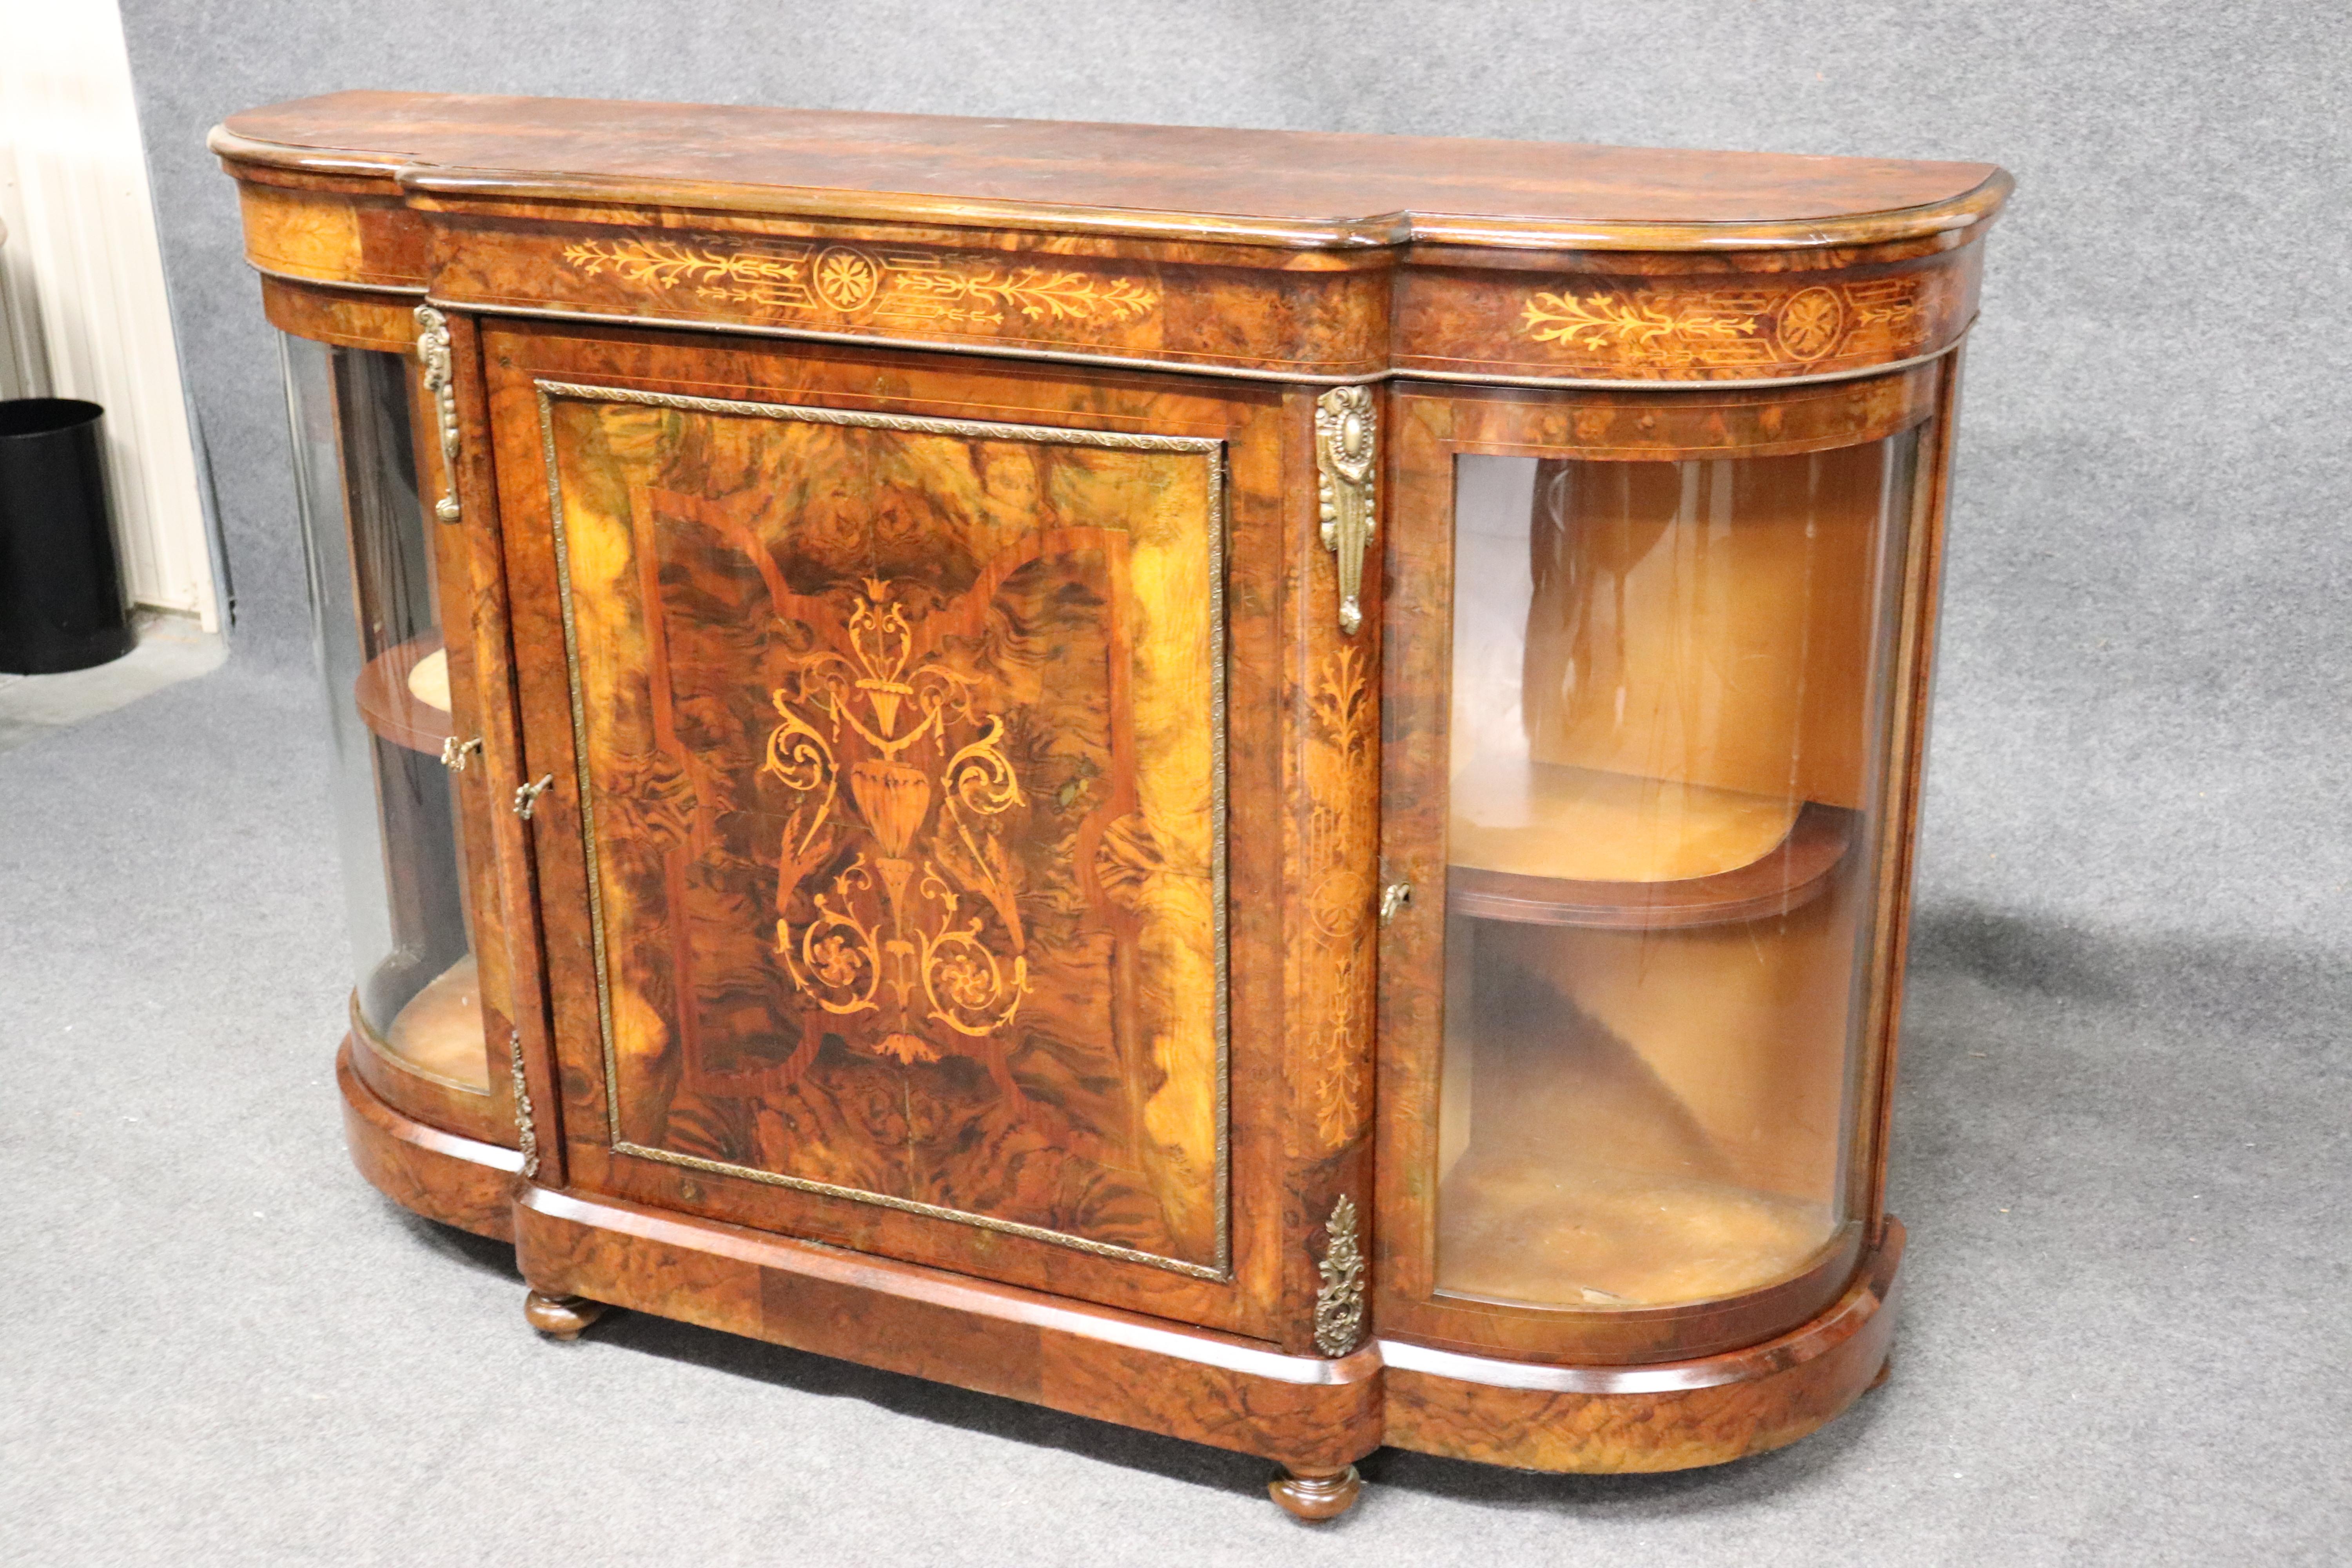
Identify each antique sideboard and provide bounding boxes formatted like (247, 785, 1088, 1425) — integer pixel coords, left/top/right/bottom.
(216, 92, 2007, 1519)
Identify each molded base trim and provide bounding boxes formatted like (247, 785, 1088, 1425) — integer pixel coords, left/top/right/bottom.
(332, 1062, 1900, 1479)
(1379, 1221, 1903, 1472)
(337, 1037, 519, 1241)
(513, 1183, 1385, 1469)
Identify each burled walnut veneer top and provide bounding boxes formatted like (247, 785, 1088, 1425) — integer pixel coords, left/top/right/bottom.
(216, 91, 2008, 252)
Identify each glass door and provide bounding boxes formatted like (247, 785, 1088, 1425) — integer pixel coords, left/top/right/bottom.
(1439, 437, 1913, 1309)
(1378, 373, 1939, 1363)
(283, 335, 504, 1142)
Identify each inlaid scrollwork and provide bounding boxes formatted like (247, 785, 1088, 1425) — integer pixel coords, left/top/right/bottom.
(766, 577, 1031, 1078)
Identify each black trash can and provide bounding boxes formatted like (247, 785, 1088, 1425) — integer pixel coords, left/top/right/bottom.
(0, 398, 135, 674)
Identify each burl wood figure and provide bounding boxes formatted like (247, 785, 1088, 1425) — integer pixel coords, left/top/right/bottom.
(222, 92, 2007, 1519)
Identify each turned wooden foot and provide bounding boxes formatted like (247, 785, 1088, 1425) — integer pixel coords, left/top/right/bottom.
(524, 1289, 611, 1339)
(1268, 1463, 1362, 1521)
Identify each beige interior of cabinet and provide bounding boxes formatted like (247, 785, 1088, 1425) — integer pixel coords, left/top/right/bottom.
(1437, 439, 1909, 1310)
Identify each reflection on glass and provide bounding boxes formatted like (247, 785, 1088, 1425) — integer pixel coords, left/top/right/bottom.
(282, 336, 483, 1090)
(1438, 437, 1916, 1309)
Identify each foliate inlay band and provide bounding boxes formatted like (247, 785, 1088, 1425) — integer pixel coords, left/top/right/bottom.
(1315, 387, 1376, 635)
(1517, 276, 1926, 372)
(559, 237, 1160, 332)
(413, 304, 462, 523)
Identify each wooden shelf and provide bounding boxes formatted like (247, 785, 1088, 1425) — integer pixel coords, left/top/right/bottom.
(1448, 802, 1853, 930)
(353, 632, 450, 755)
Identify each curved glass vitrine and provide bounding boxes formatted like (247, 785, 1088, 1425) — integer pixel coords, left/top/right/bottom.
(1436, 432, 1918, 1313)
(281, 336, 494, 1120)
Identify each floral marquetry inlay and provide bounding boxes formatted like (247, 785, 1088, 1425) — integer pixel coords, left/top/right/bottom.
(1518, 277, 1924, 372)
(1303, 645, 1376, 1151)
(560, 237, 1160, 333)
(764, 577, 1032, 1078)
(538, 384, 1229, 1279)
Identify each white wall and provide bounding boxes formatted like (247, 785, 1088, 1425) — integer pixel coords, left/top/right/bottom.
(0, 0, 218, 631)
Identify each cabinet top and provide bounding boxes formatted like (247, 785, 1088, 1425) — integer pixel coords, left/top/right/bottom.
(215, 91, 2007, 253)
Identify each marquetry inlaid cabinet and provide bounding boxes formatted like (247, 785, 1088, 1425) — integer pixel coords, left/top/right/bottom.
(219, 92, 2006, 1518)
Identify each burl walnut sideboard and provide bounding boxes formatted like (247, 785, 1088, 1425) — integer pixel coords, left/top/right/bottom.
(216, 91, 2007, 1519)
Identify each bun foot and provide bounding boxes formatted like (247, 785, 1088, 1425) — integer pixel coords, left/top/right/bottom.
(1269, 1463, 1362, 1521)
(524, 1289, 610, 1339)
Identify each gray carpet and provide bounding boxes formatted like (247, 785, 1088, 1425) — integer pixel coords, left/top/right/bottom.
(2, 657, 2344, 1565)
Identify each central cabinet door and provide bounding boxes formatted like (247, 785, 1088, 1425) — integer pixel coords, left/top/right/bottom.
(486, 322, 1285, 1336)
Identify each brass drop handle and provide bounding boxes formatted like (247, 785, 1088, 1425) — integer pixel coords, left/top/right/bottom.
(512, 774, 555, 819)
(440, 735, 483, 771)
(1379, 881, 1413, 926)
(413, 304, 461, 524)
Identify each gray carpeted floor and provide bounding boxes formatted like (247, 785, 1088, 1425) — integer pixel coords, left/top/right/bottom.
(2, 660, 2345, 1565)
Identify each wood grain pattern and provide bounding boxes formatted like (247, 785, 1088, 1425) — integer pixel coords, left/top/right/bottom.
(1297, 641, 1377, 1151)
(1417, 364, 1938, 460)
(216, 92, 2004, 250)
(422, 215, 1392, 380)
(483, 322, 1306, 1340)
(1381, 1220, 1902, 1471)
(514, 1184, 1384, 1468)
(337, 1038, 518, 1240)
(439, 307, 572, 1190)
(405, 319, 528, 1147)
(240, 96, 1998, 1494)
(538, 382, 1225, 1274)
(235, 179, 425, 290)
(260, 275, 419, 351)
(218, 93, 2009, 385)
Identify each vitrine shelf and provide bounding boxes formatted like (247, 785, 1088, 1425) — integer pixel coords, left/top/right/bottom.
(351, 634, 450, 754)
(220, 91, 2005, 1518)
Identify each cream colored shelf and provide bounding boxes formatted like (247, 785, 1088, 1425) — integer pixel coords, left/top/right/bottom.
(1437, 1157, 1835, 1308)
(379, 954, 488, 1092)
(1446, 760, 1852, 930)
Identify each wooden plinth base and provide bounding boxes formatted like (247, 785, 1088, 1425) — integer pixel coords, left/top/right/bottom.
(1381, 1222, 1904, 1474)
(512, 1184, 1387, 1470)
(337, 1038, 519, 1241)
(337, 1051, 1902, 1497)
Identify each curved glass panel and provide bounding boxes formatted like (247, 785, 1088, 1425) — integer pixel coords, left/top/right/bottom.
(282, 336, 483, 1091)
(1437, 434, 1917, 1310)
